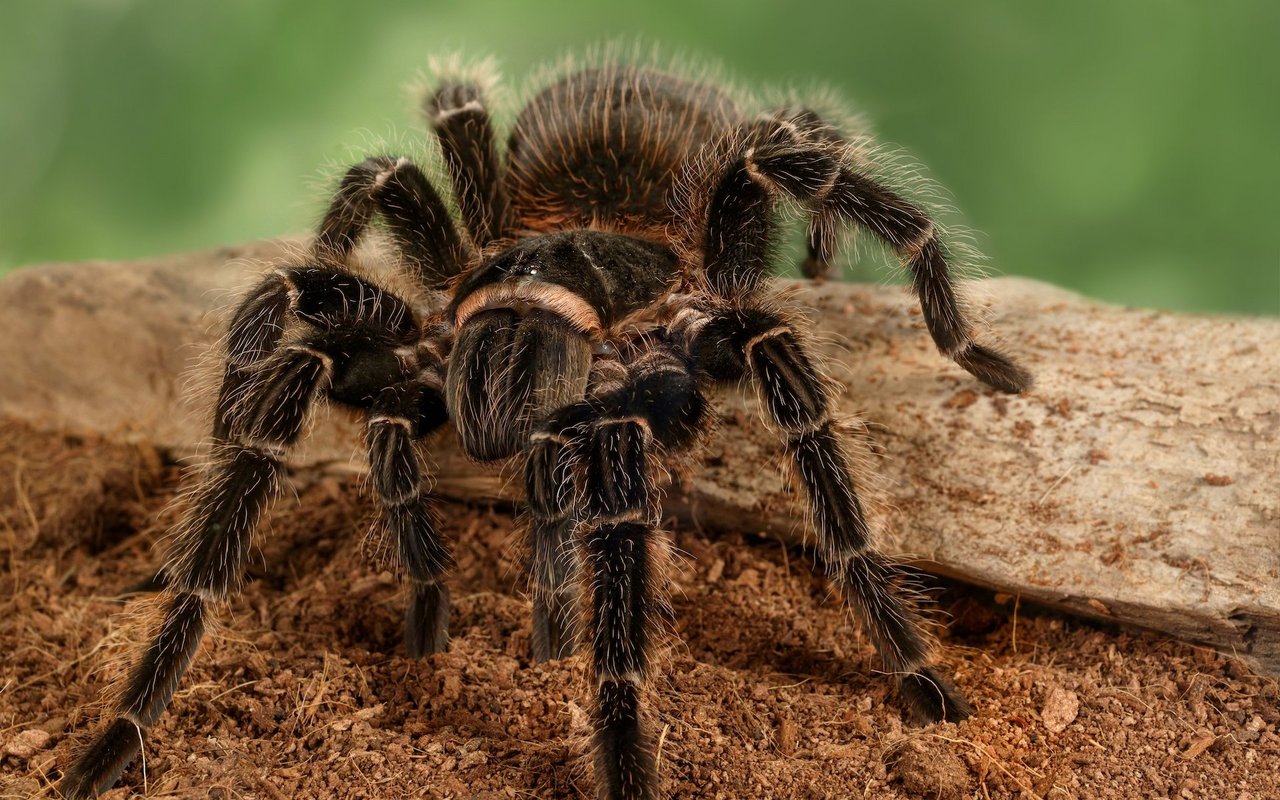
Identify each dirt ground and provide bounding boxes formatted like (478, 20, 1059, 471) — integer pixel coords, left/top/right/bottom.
(1, 419, 1276, 799)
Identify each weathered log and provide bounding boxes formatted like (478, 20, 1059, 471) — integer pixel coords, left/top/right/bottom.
(0, 238, 1275, 675)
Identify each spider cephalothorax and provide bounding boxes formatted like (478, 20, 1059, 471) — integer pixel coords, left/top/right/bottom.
(62, 56, 1030, 800)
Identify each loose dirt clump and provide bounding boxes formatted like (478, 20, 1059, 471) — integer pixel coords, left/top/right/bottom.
(891, 738, 970, 798)
(1, 419, 1277, 798)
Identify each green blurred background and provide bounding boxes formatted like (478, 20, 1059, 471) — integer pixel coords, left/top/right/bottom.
(2, 0, 1276, 314)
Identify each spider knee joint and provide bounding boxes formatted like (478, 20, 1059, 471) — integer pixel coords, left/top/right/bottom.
(597, 670, 644, 688)
(903, 221, 937, 261)
(432, 98, 485, 123)
(368, 414, 414, 432)
(373, 157, 414, 191)
(743, 143, 839, 201)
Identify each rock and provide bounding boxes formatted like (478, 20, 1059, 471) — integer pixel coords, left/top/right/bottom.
(892, 738, 970, 799)
(3, 728, 51, 761)
(0, 238, 1277, 675)
(1041, 686, 1080, 733)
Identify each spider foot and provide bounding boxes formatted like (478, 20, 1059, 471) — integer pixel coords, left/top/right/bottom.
(59, 718, 142, 800)
(955, 343, 1034, 394)
(899, 666, 973, 725)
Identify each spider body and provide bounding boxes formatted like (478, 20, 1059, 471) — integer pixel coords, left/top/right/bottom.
(61, 57, 1031, 800)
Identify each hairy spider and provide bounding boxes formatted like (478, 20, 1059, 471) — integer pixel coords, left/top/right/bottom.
(61, 54, 1031, 799)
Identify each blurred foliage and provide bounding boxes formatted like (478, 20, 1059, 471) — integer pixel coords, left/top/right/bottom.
(1, 0, 1276, 313)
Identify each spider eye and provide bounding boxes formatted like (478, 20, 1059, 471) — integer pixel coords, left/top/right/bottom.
(496, 251, 542, 277)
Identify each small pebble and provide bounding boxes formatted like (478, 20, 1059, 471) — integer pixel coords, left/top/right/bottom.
(3, 728, 51, 761)
(1042, 686, 1080, 733)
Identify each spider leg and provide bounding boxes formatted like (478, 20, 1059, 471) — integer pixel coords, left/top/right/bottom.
(525, 404, 586, 662)
(564, 349, 705, 800)
(312, 156, 473, 288)
(524, 345, 705, 667)
(214, 263, 419, 437)
(63, 268, 430, 798)
(60, 341, 332, 798)
(365, 355, 454, 657)
(681, 305, 972, 724)
(822, 165, 1031, 393)
(765, 107, 846, 280)
(425, 81, 511, 247)
(695, 117, 1031, 393)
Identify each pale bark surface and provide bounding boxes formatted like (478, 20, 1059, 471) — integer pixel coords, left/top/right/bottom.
(1, 238, 1275, 674)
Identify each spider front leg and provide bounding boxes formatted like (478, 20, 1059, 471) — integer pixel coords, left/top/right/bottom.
(365, 360, 454, 656)
(60, 340, 333, 798)
(525, 347, 707, 667)
(425, 80, 511, 246)
(554, 352, 706, 800)
(684, 307, 971, 724)
(63, 265, 430, 797)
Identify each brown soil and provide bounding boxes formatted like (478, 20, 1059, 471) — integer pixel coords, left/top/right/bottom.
(1, 420, 1277, 799)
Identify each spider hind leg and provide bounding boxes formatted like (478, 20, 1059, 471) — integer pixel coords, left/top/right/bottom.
(685, 306, 971, 724)
(696, 115, 1031, 394)
(313, 156, 472, 288)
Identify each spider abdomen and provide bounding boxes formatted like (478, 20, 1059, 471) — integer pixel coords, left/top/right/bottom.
(506, 66, 736, 233)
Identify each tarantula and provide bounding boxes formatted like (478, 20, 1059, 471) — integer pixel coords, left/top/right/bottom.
(61, 56, 1030, 799)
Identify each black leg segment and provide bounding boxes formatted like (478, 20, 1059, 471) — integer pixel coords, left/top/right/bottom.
(313, 156, 471, 288)
(59, 718, 143, 800)
(215, 265, 421, 438)
(578, 420, 661, 800)
(115, 593, 207, 727)
(427, 81, 510, 246)
(366, 373, 454, 657)
(525, 418, 581, 661)
(60, 591, 212, 799)
(833, 553, 971, 722)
